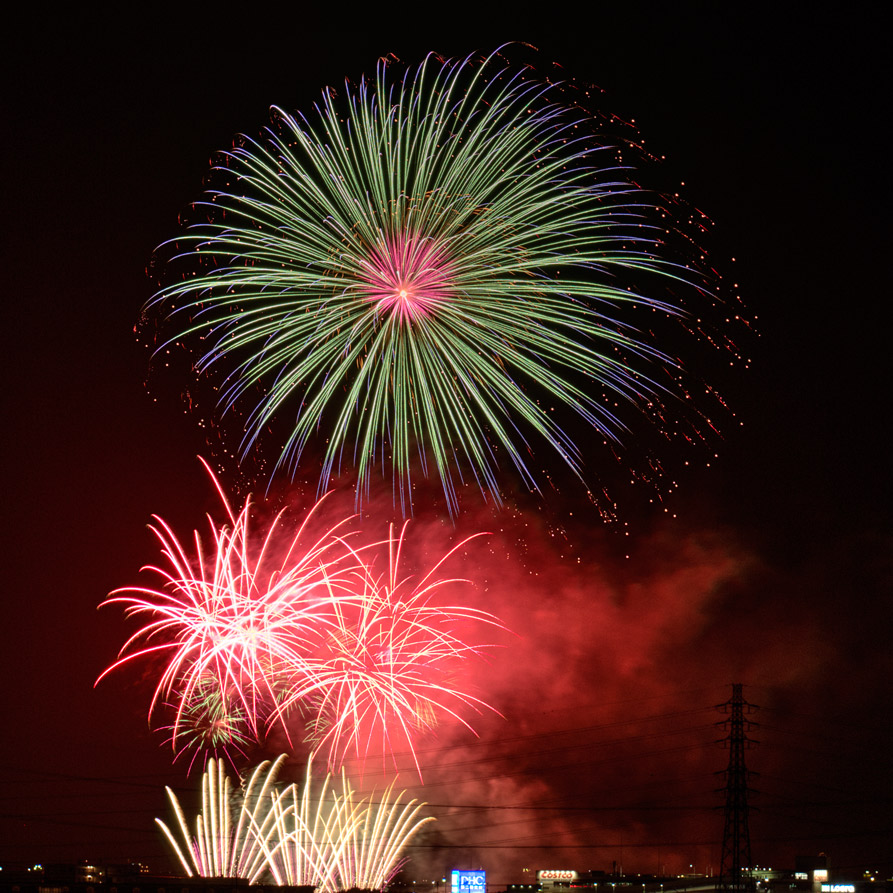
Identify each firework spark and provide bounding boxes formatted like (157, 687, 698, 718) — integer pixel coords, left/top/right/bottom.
(148, 49, 718, 514)
(97, 460, 365, 758)
(157, 675, 254, 773)
(157, 755, 287, 880)
(157, 755, 434, 889)
(99, 464, 500, 770)
(297, 524, 502, 774)
(264, 756, 435, 890)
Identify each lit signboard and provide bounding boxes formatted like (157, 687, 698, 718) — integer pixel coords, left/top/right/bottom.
(452, 870, 486, 893)
(795, 874, 809, 881)
(821, 886, 854, 892)
(814, 872, 829, 883)
(538, 872, 579, 883)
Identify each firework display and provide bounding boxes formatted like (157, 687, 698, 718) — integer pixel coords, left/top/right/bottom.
(96, 44, 745, 886)
(157, 755, 433, 889)
(296, 523, 501, 773)
(99, 463, 499, 771)
(262, 757, 435, 889)
(157, 675, 254, 771)
(157, 756, 287, 879)
(147, 49, 714, 513)
(97, 461, 364, 757)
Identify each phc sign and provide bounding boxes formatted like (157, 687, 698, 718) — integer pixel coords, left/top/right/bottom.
(452, 871, 486, 893)
(538, 871, 579, 882)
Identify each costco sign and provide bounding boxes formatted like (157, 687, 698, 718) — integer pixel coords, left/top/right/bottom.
(538, 871, 579, 882)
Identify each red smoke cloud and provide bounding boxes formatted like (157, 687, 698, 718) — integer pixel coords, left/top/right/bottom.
(268, 478, 892, 884)
(108, 469, 892, 881)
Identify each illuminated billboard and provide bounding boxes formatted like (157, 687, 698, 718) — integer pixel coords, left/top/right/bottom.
(538, 872, 579, 883)
(452, 870, 486, 893)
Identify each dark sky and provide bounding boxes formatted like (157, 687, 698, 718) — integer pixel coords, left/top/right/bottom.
(2, 6, 890, 884)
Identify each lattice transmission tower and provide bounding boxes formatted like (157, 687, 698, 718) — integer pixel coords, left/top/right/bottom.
(716, 683, 758, 892)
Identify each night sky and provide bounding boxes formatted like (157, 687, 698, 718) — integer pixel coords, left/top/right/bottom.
(3, 6, 890, 884)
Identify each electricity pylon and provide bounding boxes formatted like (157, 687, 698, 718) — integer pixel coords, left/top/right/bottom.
(716, 684, 758, 892)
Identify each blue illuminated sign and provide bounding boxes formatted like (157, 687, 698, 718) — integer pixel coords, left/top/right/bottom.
(451, 870, 486, 893)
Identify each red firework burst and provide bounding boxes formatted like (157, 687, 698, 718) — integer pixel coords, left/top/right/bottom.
(99, 462, 502, 772)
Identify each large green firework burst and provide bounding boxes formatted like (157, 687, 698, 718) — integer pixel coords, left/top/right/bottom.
(149, 49, 719, 514)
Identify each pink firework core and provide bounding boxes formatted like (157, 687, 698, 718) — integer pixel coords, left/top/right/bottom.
(359, 233, 454, 322)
